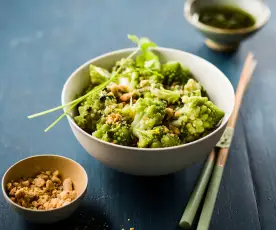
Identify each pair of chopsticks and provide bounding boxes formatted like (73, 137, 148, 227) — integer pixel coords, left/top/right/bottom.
(179, 53, 257, 230)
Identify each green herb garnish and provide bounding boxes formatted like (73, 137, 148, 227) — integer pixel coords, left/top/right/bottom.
(28, 34, 157, 132)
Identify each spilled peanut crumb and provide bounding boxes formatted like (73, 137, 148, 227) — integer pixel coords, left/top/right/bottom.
(6, 170, 77, 210)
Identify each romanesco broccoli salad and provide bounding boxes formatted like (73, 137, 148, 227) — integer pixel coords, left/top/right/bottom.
(73, 37, 225, 148)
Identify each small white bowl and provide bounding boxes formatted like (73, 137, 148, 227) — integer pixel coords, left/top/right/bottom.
(61, 47, 235, 176)
(2, 155, 88, 224)
(184, 0, 271, 51)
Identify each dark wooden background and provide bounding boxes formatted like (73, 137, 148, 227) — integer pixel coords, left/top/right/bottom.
(0, 0, 275, 229)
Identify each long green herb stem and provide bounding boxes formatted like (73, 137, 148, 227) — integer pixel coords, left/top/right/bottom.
(28, 47, 140, 132)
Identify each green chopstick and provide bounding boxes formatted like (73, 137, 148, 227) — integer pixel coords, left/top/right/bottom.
(178, 53, 257, 230)
(179, 151, 216, 229)
(196, 53, 257, 230)
(196, 149, 226, 230)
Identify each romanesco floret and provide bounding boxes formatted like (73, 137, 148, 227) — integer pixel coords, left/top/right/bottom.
(160, 133, 182, 147)
(121, 104, 135, 121)
(151, 84, 180, 104)
(137, 68, 164, 84)
(183, 79, 202, 96)
(71, 35, 226, 148)
(131, 98, 167, 146)
(171, 96, 225, 142)
(134, 127, 162, 148)
(90, 65, 110, 86)
(131, 97, 167, 132)
(134, 125, 165, 148)
(162, 61, 193, 86)
(134, 126, 182, 148)
(74, 92, 105, 133)
(93, 119, 133, 146)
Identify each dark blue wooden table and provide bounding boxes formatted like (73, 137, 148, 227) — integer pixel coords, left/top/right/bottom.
(1, 1, 275, 229)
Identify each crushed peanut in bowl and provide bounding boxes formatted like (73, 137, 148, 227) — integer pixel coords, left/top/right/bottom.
(6, 170, 77, 210)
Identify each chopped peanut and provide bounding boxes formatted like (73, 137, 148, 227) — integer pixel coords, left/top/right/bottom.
(166, 108, 174, 119)
(46, 180, 54, 190)
(6, 183, 12, 191)
(118, 84, 129, 93)
(6, 170, 77, 211)
(51, 176, 61, 185)
(120, 92, 135, 102)
(172, 126, 180, 135)
(174, 111, 181, 118)
(38, 174, 49, 180)
(9, 187, 17, 196)
(106, 113, 121, 124)
(33, 178, 45, 187)
(21, 180, 30, 187)
(53, 170, 59, 177)
(63, 178, 73, 191)
(107, 83, 119, 97)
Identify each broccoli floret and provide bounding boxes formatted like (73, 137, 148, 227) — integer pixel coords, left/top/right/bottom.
(171, 96, 225, 142)
(93, 118, 133, 146)
(151, 84, 180, 104)
(89, 65, 111, 86)
(162, 61, 193, 86)
(131, 97, 167, 132)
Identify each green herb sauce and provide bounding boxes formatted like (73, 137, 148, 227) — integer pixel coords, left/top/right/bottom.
(198, 5, 256, 29)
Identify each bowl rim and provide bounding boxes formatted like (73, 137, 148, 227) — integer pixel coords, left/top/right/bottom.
(184, 0, 271, 35)
(1, 154, 88, 213)
(61, 47, 235, 151)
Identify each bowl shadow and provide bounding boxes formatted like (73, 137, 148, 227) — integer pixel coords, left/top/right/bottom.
(21, 202, 112, 230)
(102, 161, 205, 229)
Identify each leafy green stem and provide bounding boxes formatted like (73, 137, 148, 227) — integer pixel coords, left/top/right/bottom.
(41, 48, 140, 132)
(28, 34, 157, 132)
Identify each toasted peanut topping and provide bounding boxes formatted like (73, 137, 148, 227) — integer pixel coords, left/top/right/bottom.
(6, 171, 77, 210)
(166, 108, 174, 119)
(106, 113, 121, 124)
(118, 84, 129, 93)
(120, 92, 135, 102)
(63, 178, 73, 191)
(169, 125, 180, 135)
(174, 111, 181, 118)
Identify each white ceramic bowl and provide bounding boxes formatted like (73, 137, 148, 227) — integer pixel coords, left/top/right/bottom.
(62, 48, 235, 176)
(184, 0, 271, 51)
(2, 155, 88, 223)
